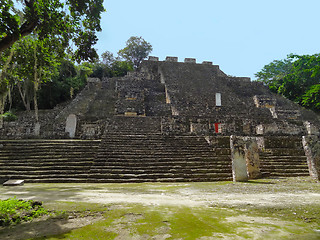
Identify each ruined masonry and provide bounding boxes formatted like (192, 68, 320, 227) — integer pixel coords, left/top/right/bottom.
(1, 57, 320, 183)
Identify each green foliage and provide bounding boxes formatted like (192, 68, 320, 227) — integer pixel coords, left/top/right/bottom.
(118, 36, 152, 69)
(37, 59, 87, 109)
(256, 54, 320, 112)
(301, 84, 320, 111)
(0, 197, 47, 226)
(0, 0, 105, 62)
(5, 35, 62, 112)
(88, 49, 134, 79)
(1, 110, 17, 121)
(255, 57, 293, 93)
(110, 61, 134, 77)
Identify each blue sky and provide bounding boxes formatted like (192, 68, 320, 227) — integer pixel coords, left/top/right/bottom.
(95, 0, 320, 80)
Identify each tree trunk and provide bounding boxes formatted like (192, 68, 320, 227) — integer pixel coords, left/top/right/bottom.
(0, 49, 14, 127)
(33, 46, 39, 122)
(17, 82, 31, 111)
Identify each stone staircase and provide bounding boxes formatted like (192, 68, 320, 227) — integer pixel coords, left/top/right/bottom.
(87, 133, 233, 182)
(259, 136, 309, 177)
(0, 140, 100, 183)
(0, 134, 310, 183)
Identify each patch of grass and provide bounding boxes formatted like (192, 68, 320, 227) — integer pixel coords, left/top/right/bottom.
(168, 206, 236, 239)
(1, 111, 17, 122)
(0, 197, 47, 226)
(25, 203, 320, 240)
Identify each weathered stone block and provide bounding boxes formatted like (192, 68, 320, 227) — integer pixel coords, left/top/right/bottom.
(230, 136, 249, 182)
(245, 139, 261, 179)
(230, 136, 261, 181)
(3, 179, 24, 186)
(302, 135, 320, 181)
(202, 61, 213, 65)
(65, 114, 77, 138)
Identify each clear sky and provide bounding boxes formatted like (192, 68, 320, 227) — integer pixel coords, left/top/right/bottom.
(95, 0, 320, 80)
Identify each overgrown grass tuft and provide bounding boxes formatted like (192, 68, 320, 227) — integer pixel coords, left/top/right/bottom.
(0, 197, 48, 226)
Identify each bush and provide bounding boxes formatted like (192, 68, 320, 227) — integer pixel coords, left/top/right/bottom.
(0, 197, 48, 226)
(1, 111, 17, 122)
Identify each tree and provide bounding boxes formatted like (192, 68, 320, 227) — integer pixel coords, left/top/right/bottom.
(255, 57, 293, 92)
(301, 84, 320, 111)
(280, 54, 320, 106)
(118, 36, 152, 69)
(101, 50, 118, 67)
(256, 54, 320, 112)
(37, 59, 87, 109)
(0, 0, 105, 62)
(7, 35, 61, 120)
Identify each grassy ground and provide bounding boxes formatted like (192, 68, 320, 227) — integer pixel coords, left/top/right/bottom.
(0, 177, 319, 239)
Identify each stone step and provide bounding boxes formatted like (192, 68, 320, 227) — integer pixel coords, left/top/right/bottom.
(259, 154, 306, 159)
(9, 178, 89, 183)
(97, 154, 225, 161)
(259, 159, 307, 164)
(0, 152, 96, 158)
(260, 166, 308, 172)
(0, 157, 94, 162)
(92, 158, 230, 164)
(88, 172, 232, 179)
(91, 159, 231, 164)
(89, 167, 231, 173)
(267, 149, 305, 156)
(263, 137, 302, 148)
(260, 162, 307, 166)
(1, 173, 89, 179)
(89, 165, 231, 171)
(0, 170, 90, 176)
(93, 159, 231, 164)
(0, 146, 98, 150)
(0, 161, 92, 171)
(99, 145, 214, 151)
(85, 177, 233, 183)
(259, 167, 309, 173)
(267, 172, 309, 177)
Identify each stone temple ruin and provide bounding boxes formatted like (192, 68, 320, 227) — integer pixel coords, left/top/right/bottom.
(0, 56, 320, 183)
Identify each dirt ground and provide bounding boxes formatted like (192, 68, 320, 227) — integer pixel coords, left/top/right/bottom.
(0, 177, 320, 239)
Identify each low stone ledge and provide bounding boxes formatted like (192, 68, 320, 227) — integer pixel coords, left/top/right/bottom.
(3, 179, 24, 186)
